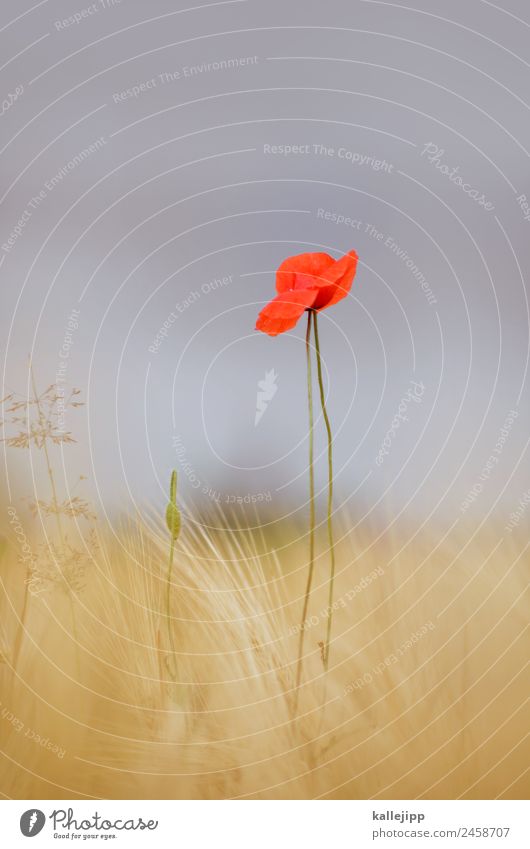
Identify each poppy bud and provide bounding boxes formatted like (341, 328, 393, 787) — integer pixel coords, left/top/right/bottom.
(166, 470, 181, 541)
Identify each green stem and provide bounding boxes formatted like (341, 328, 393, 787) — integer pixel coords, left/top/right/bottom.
(313, 312, 335, 671)
(294, 310, 315, 702)
(165, 537, 178, 680)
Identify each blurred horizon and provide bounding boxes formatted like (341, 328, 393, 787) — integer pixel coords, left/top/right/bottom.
(1, 0, 529, 530)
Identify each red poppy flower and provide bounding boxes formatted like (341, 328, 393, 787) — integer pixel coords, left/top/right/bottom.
(255, 250, 358, 336)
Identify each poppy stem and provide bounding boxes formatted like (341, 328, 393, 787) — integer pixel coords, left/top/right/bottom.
(313, 312, 335, 671)
(294, 310, 315, 706)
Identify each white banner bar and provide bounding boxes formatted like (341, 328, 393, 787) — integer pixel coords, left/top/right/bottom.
(0, 799, 527, 847)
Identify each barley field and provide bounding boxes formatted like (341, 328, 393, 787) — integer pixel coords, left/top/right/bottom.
(0, 505, 527, 800)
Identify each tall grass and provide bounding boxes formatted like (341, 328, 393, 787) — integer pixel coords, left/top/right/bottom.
(0, 505, 527, 799)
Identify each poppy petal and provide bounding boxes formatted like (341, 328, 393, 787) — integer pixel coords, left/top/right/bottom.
(256, 288, 318, 336)
(275, 252, 334, 294)
(314, 250, 358, 309)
